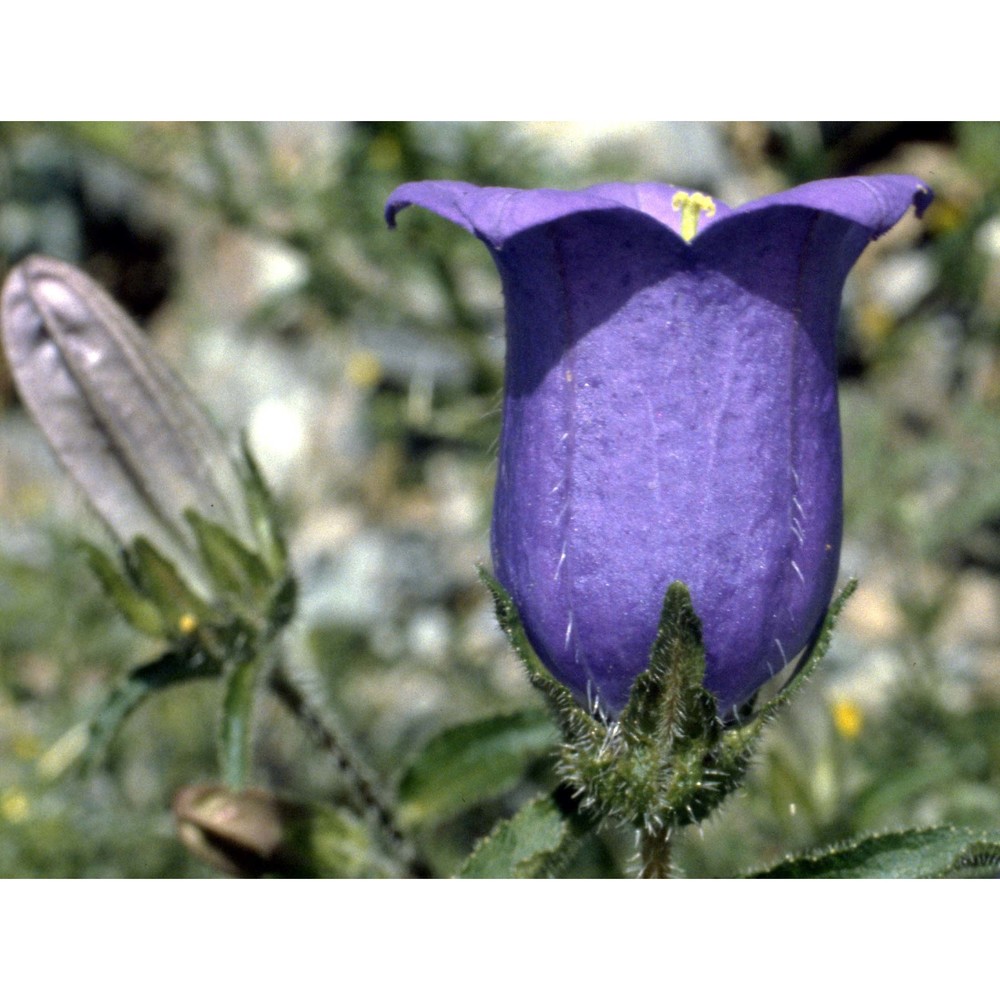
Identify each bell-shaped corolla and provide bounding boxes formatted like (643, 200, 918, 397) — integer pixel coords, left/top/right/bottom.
(389, 176, 931, 716)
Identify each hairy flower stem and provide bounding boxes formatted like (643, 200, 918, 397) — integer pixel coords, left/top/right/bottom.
(639, 826, 673, 879)
(267, 663, 432, 878)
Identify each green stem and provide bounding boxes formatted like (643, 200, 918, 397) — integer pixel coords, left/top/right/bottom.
(83, 648, 222, 773)
(267, 662, 432, 878)
(639, 825, 674, 878)
(220, 652, 265, 791)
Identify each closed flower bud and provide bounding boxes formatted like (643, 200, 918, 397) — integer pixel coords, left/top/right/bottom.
(2, 257, 250, 560)
(388, 177, 931, 716)
(173, 784, 395, 878)
(0, 257, 291, 638)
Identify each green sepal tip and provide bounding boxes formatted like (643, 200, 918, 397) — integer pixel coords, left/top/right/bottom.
(238, 432, 289, 579)
(77, 539, 166, 638)
(478, 566, 602, 747)
(125, 537, 212, 639)
(184, 508, 274, 613)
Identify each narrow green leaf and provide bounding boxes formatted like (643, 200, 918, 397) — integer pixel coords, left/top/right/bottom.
(752, 826, 1000, 879)
(458, 796, 571, 879)
(82, 647, 222, 770)
(78, 540, 165, 637)
(397, 710, 558, 827)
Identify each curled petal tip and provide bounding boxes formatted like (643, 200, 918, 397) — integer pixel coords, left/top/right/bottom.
(913, 183, 934, 218)
(384, 196, 404, 229)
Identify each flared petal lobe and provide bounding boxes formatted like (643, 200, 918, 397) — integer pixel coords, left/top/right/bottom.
(387, 180, 733, 244)
(388, 177, 930, 715)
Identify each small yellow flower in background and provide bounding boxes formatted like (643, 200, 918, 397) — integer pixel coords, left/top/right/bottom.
(346, 350, 382, 390)
(855, 302, 895, 346)
(924, 198, 965, 236)
(368, 134, 402, 173)
(11, 733, 42, 761)
(178, 613, 199, 636)
(1, 787, 30, 823)
(831, 698, 864, 740)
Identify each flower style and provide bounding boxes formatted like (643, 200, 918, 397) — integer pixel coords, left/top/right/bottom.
(388, 176, 931, 717)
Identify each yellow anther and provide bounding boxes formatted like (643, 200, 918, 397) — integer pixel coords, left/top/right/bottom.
(178, 613, 199, 635)
(831, 698, 863, 740)
(671, 190, 717, 242)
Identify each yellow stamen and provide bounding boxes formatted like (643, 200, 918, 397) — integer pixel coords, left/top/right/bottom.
(178, 613, 199, 635)
(671, 190, 717, 242)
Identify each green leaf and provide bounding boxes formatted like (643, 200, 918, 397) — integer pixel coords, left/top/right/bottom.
(292, 802, 399, 878)
(266, 575, 298, 636)
(458, 797, 571, 878)
(752, 826, 1000, 879)
(397, 710, 558, 827)
(82, 647, 222, 770)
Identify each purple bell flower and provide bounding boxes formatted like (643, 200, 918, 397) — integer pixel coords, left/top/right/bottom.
(387, 176, 931, 717)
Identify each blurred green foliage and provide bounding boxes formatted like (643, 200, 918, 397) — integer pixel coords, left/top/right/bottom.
(2, 122, 1000, 876)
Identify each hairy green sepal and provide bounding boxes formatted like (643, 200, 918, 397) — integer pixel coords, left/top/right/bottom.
(481, 568, 855, 833)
